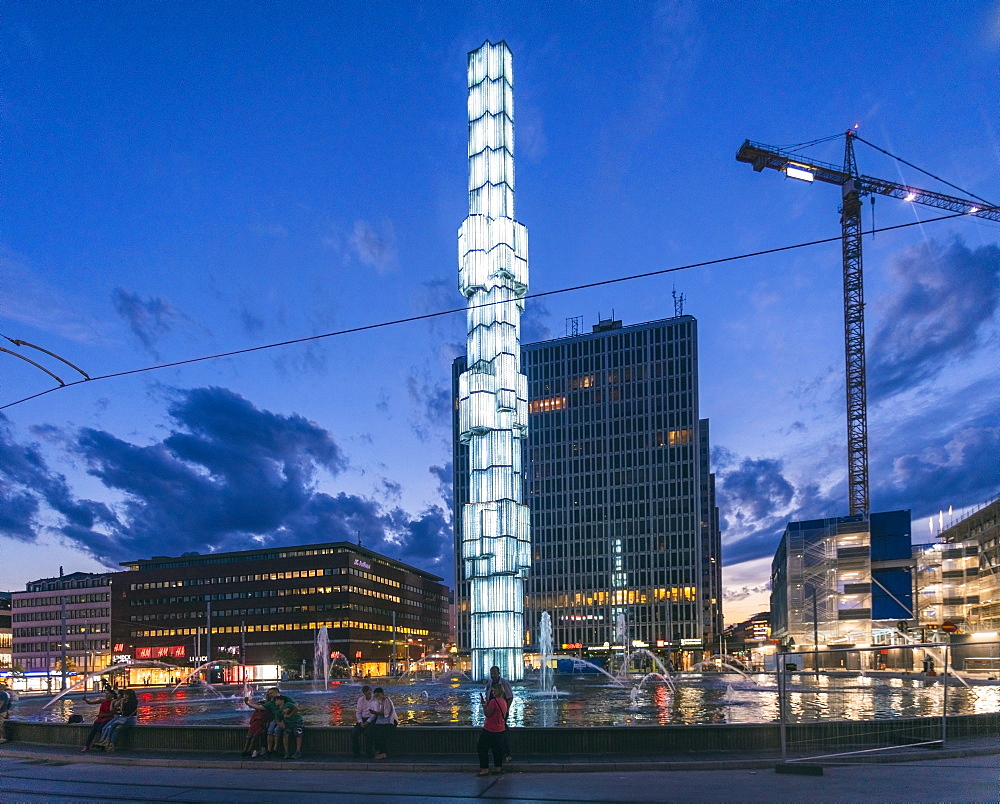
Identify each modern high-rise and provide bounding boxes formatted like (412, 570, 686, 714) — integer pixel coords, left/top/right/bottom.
(454, 315, 723, 667)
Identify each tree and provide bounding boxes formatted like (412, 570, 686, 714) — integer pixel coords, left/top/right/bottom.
(272, 646, 300, 674)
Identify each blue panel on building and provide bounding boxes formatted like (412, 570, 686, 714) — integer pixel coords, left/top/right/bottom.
(872, 568, 913, 620)
(870, 510, 911, 562)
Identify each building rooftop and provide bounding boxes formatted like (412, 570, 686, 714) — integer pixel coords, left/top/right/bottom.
(120, 541, 444, 582)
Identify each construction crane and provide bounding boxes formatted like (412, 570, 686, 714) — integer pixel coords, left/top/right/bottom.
(737, 130, 1000, 518)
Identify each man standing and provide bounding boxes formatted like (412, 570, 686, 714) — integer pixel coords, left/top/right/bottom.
(0, 682, 12, 744)
(483, 666, 513, 761)
(351, 684, 377, 758)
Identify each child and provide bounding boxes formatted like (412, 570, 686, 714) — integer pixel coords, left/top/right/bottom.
(241, 696, 270, 758)
(278, 699, 303, 759)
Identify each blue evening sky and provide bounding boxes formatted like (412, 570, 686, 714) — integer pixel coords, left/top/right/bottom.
(2, 2, 998, 623)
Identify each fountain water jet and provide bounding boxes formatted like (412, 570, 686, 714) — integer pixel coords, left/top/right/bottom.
(538, 612, 555, 697)
(313, 627, 331, 691)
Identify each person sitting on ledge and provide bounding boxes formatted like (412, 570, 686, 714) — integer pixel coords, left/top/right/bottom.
(368, 687, 398, 760)
(278, 699, 304, 759)
(98, 689, 138, 752)
(80, 689, 115, 752)
(352, 685, 377, 758)
(0, 682, 13, 744)
(241, 695, 270, 758)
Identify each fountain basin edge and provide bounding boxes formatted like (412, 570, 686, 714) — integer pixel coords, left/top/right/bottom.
(6, 713, 1000, 757)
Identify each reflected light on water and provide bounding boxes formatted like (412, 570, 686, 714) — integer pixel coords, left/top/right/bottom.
(12, 674, 1000, 727)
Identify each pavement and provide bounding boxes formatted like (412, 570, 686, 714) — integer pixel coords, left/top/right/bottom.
(1, 738, 999, 803)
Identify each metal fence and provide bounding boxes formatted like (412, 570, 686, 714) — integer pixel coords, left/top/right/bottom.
(776, 643, 954, 763)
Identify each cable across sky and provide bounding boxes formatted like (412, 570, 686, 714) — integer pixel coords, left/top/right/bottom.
(0, 207, 991, 413)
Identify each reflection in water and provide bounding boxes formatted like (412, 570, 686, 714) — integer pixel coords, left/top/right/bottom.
(13, 674, 1000, 727)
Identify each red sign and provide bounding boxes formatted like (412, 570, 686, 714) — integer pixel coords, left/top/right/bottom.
(355, 651, 362, 659)
(941, 621, 958, 633)
(113, 643, 125, 653)
(135, 645, 187, 660)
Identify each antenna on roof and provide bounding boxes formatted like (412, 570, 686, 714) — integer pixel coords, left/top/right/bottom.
(672, 286, 686, 317)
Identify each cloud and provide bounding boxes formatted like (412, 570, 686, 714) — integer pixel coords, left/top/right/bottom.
(874, 409, 1000, 516)
(724, 584, 770, 602)
(0, 249, 108, 343)
(0, 413, 117, 546)
(406, 374, 452, 441)
(521, 301, 554, 345)
(869, 236, 1000, 398)
(0, 388, 457, 577)
(716, 454, 841, 566)
(112, 288, 197, 358)
(350, 219, 397, 273)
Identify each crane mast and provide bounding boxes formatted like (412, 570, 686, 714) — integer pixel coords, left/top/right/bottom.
(839, 132, 868, 518)
(737, 131, 999, 518)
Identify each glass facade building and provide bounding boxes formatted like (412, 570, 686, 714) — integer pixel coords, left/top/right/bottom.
(454, 315, 723, 666)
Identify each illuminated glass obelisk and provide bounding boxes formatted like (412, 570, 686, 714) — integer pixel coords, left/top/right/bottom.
(458, 40, 530, 683)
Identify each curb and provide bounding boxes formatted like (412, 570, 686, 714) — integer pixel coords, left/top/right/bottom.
(2, 742, 998, 773)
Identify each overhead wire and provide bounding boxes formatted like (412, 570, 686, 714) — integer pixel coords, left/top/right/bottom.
(0, 207, 992, 413)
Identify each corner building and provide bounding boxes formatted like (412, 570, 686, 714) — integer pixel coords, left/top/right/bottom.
(454, 315, 723, 667)
(115, 543, 449, 683)
(11, 572, 113, 688)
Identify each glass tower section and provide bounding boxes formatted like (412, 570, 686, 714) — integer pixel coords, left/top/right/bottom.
(457, 41, 530, 682)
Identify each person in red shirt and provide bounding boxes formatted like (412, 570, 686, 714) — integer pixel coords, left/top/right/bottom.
(476, 685, 509, 776)
(80, 690, 115, 752)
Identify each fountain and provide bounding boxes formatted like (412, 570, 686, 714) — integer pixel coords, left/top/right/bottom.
(691, 654, 760, 685)
(170, 659, 240, 697)
(538, 612, 554, 697)
(618, 648, 675, 692)
(41, 661, 181, 710)
(313, 627, 331, 691)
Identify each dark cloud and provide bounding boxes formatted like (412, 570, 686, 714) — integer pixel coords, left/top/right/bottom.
(0, 414, 117, 548)
(716, 454, 841, 566)
(0, 389, 455, 578)
(874, 410, 1000, 516)
(112, 288, 194, 358)
(239, 307, 266, 335)
(869, 236, 1000, 398)
(406, 374, 452, 442)
(428, 463, 453, 507)
(521, 301, 554, 345)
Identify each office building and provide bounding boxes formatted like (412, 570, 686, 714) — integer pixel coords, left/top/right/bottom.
(454, 315, 723, 667)
(11, 572, 113, 689)
(114, 542, 449, 684)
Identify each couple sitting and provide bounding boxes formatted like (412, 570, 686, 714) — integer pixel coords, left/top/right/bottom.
(351, 685, 398, 760)
(81, 689, 138, 752)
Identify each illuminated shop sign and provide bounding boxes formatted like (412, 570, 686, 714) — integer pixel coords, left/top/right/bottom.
(113, 643, 125, 652)
(353, 559, 372, 570)
(679, 639, 702, 646)
(113, 655, 132, 665)
(561, 643, 583, 650)
(135, 646, 186, 660)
